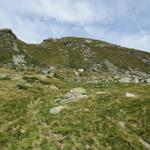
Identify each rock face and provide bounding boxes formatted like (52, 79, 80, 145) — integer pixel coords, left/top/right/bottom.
(103, 59, 118, 75)
(0, 29, 17, 51)
(0, 28, 150, 83)
(12, 55, 26, 66)
(55, 87, 88, 104)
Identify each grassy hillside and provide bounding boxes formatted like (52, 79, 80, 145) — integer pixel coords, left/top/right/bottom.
(22, 37, 150, 72)
(0, 29, 150, 149)
(0, 68, 149, 149)
(0, 28, 150, 73)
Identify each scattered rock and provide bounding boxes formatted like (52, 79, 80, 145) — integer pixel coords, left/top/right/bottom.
(146, 78, 150, 83)
(49, 85, 59, 90)
(85, 39, 92, 43)
(125, 92, 136, 98)
(85, 144, 91, 149)
(70, 87, 87, 94)
(0, 74, 11, 80)
(103, 59, 118, 75)
(49, 106, 66, 114)
(96, 91, 107, 95)
(139, 138, 150, 150)
(64, 41, 74, 47)
(55, 87, 88, 104)
(133, 77, 139, 83)
(12, 54, 26, 66)
(119, 77, 131, 83)
(78, 68, 84, 72)
(41, 66, 55, 77)
(74, 71, 79, 76)
(118, 121, 125, 128)
(90, 63, 102, 72)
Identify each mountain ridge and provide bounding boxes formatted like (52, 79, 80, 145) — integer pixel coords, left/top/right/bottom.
(0, 28, 150, 149)
(0, 28, 150, 83)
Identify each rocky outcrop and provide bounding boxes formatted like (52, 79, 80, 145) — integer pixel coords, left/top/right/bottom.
(12, 54, 26, 66)
(49, 87, 88, 115)
(55, 87, 88, 104)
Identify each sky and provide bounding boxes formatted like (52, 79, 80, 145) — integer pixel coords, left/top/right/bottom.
(0, 0, 150, 52)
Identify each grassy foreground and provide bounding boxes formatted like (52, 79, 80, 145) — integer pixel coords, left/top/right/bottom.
(0, 69, 150, 150)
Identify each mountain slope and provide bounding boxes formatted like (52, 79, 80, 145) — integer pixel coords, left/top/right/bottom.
(0, 28, 150, 83)
(0, 28, 150, 149)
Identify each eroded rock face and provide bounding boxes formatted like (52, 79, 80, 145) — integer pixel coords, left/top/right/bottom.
(12, 55, 26, 66)
(103, 59, 118, 75)
(0, 29, 17, 51)
(55, 87, 88, 104)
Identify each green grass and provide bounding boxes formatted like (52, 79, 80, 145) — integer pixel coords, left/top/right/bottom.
(0, 69, 149, 149)
(0, 29, 150, 149)
(16, 36, 150, 72)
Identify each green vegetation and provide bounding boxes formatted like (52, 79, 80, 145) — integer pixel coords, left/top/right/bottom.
(1, 28, 149, 72)
(0, 29, 150, 149)
(0, 68, 149, 149)
(22, 37, 150, 72)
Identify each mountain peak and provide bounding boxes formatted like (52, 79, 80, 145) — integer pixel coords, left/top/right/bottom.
(0, 28, 17, 39)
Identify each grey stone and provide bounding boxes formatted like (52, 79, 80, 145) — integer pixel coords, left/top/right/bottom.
(125, 92, 136, 98)
(41, 66, 55, 77)
(119, 77, 131, 83)
(49, 106, 66, 114)
(146, 78, 150, 83)
(0, 74, 11, 80)
(49, 85, 59, 90)
(78, 68, 84, 72)
(85, 39, 92, 43)
(55, 87, 88, 104)
(12, 55, 26, 66)
(103, 59, 118, 75)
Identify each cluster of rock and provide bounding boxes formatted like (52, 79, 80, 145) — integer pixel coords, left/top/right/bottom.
(49, 87, 88, 114)
(0, 29, 150, 84)
(45, 63, 150, 84)
(55, 87, 88, 104)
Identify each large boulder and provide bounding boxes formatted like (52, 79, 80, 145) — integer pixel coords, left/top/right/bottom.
(55, 87, 88, 104)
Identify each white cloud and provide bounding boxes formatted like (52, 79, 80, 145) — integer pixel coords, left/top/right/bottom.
(120, 32, 150, 52)
(0, 0, 150, 52)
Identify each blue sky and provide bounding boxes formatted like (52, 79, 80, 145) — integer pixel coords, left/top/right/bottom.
(0, 0, 150, 52)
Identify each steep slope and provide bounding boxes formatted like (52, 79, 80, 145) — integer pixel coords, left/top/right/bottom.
(0, 29, 150, 149)
(0, 28, 150, 83)
(25, 37, 150, 73)
(0, 29, 39, 69)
